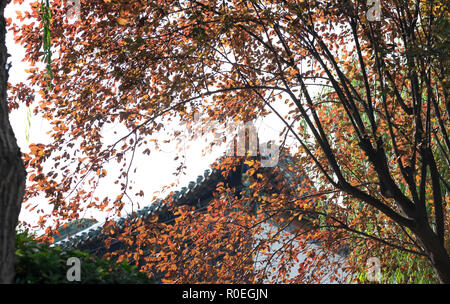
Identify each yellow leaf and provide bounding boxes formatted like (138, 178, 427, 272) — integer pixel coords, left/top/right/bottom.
(244, 160, 254, 166)
(117, 17, 128, 25)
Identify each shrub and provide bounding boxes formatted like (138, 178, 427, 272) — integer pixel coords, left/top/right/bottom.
(14, 232, 155, 284)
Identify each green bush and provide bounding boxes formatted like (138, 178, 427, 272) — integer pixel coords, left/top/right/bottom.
(14, 232, 155, 284)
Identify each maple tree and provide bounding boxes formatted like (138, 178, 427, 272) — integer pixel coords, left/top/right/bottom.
(8, 0, 450, 283)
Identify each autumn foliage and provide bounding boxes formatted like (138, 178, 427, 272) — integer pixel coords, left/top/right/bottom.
(8, 0, 450, 283)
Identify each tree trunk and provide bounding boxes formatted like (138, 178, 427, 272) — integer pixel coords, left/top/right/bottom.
(0, 0, 26, 284)
(414, 222, 450, 284)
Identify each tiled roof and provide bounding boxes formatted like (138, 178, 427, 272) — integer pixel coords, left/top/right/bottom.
(55, 168, 222, 249)
(55, 148, 305, 251)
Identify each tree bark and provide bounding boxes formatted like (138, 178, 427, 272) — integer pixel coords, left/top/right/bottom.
(0, 0, 26, 284)
(413, 221, 450, 284)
